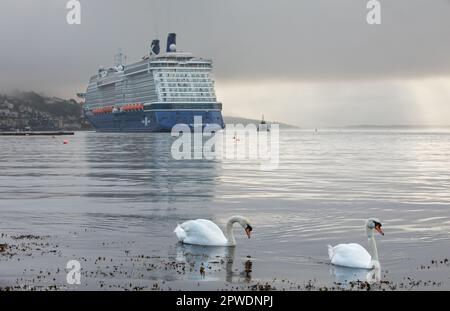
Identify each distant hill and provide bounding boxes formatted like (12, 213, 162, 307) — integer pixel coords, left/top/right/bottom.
(0, 91, 90, 131)
(223, 116, 298, 129)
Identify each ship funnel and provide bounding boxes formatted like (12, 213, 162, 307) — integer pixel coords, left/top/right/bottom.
(151, 39, 160, 55)
(166, 33, 176, 52)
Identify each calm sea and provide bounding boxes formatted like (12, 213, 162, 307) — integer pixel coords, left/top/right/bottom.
(0, 129, 449, 290)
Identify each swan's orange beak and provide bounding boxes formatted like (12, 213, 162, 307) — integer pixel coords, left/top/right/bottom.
(375, 224, 384, 236)
(245, 225, 252, 239)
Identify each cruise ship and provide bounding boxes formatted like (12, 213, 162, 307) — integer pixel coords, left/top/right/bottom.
(83, 33, 224, 132)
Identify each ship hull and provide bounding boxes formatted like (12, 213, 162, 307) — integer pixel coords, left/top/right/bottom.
(84, 110, 224, 132)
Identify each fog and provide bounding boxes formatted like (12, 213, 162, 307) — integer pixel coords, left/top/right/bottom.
(0, 0, 449, 126)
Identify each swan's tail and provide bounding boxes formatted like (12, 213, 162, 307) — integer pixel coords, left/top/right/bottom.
(327, 244, 334, 260)
(174, 224, 186, 242)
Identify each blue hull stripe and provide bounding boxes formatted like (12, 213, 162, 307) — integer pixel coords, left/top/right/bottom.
(84, 110, 224, 132)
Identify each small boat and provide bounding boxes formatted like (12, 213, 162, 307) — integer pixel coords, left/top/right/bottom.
(258, 114, 270, 132)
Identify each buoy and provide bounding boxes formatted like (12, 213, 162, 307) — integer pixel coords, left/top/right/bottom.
(63, 140, 68, 144)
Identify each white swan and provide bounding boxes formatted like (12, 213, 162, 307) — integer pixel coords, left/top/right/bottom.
(328, 218, 384, 269)
(174, 216, 253, 246)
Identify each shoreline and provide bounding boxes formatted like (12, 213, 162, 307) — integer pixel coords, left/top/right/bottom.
(0, 232, 448, 291)
(0, 131, 74, 136)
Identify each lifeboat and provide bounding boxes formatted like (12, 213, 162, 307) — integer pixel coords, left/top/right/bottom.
(92, 106, 114, 114)
(121, 103, 144, 112)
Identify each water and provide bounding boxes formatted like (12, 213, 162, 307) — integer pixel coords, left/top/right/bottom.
(0, 129, 450, 290)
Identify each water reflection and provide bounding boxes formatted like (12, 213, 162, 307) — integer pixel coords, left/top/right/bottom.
(175, 244, 253, 283)
(330, 265, 381, 285)
(225, 247, 253, 283)
(83, 133, 221, 203)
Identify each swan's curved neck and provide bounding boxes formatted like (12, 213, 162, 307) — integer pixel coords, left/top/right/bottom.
(366, 229, 379, 262)
(225, 216, 243, 246)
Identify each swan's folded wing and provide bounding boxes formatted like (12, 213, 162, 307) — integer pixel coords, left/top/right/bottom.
(179, 219, 228, 246)
(193, 219, 226, 237)
(174, 224, 187, 242)
(330, 243, 373, 269)
(179, 220, 199, 234)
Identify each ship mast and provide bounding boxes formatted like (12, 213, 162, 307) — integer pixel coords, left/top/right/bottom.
(114, 49, 127, 67)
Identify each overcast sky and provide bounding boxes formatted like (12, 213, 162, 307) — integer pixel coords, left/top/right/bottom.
(0, 0, 449, 127)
